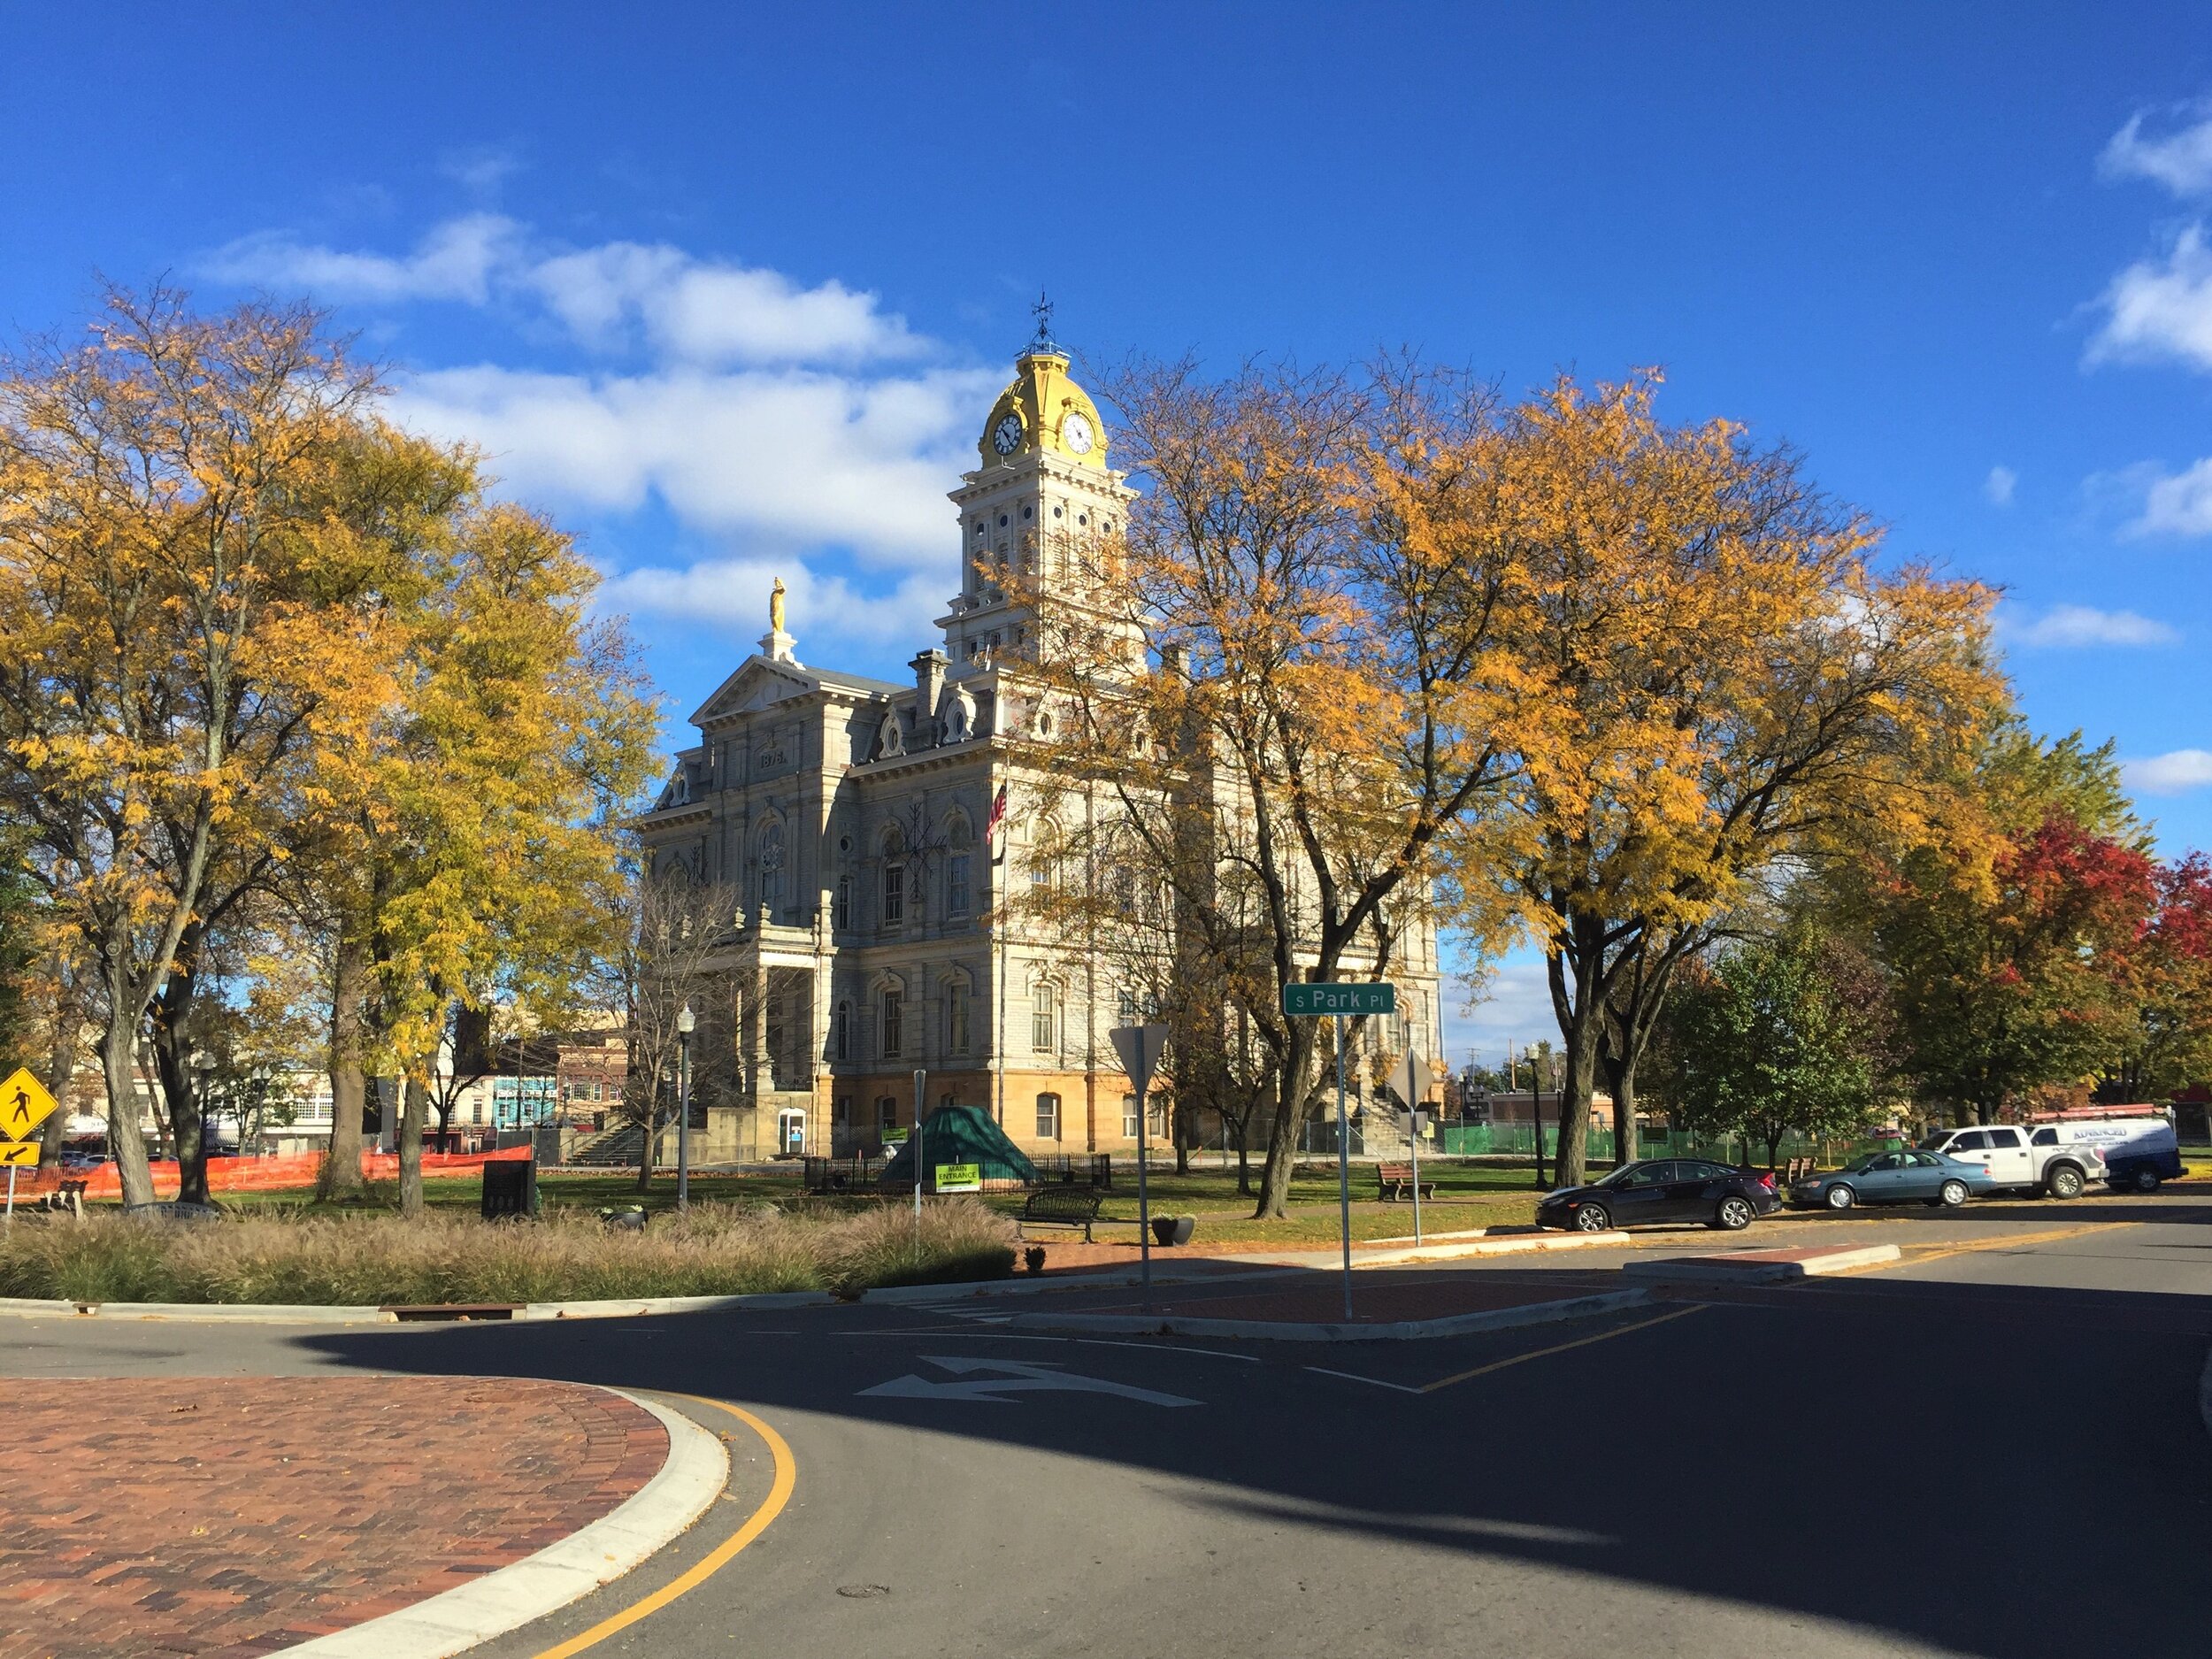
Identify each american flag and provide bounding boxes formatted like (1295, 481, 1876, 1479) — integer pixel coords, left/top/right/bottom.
(985, 783, 1008, 850)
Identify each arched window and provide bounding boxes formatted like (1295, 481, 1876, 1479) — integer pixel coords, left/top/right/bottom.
(945, 978, 971, 1056)
(881, 826, 906, 926)
(1031, 982, 1057, 1053)
(757, 819, 784, 916)
(880, 986, 904, 1058)
(946, 816, 973, 916)
(1035, 1092, 1061, 1141)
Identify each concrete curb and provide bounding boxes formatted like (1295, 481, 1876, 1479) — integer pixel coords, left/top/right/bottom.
(1622, 1244, 1901, 1285)
(1342, 1230, 1636, 1268)
(856, 1264, 1298, 1303)
(0, 1289, 833, 1325)
(270, 1387, 728, 1659)
(1006, 1286, 1654, 1343)
(522, 1290, 834, 1319)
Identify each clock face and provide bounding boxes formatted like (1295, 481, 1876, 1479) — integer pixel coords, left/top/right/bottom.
(992, 412, 1024, 456)
(1062, 411, 1094, 455)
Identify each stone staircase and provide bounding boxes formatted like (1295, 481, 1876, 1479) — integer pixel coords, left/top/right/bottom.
(565, 1122, 646, 1168)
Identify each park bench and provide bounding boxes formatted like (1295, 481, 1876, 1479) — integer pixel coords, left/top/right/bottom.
(1781, 1156, 1815, 1185)
(1376, 1162, 1437, 1202)
(40, 1179, 88, 1216)
(1018, 1185, 1106, 1242)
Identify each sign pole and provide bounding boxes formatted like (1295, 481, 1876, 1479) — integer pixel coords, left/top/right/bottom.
(1335, 1012, 1352, 1322)
(912, 1068, 926, 1227)
(4, 1163, 14, 1230)
(1135, 1078, 1153, 1310)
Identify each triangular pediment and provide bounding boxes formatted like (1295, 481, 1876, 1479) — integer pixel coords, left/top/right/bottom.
(688, 657, 820, 727)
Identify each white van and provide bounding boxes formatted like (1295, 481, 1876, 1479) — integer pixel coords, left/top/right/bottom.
(1918, 1112, 2179, 1197)
(1916, 1124, 2098, 1198)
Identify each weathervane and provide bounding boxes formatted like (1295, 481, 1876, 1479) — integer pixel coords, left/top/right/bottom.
(1030, 290, 1056, 350)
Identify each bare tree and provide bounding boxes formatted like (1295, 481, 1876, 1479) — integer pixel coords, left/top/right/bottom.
(604, 870, 739, 1191)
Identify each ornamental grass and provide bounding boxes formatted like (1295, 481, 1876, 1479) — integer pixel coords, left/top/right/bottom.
(0, 1199, 1015, 1306)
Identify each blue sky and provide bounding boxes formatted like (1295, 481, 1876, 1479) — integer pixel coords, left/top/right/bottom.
(5, 4, 2209, 1063)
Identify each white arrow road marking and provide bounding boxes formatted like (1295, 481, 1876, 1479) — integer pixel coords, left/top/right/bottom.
(857, 1355, 1201, 1407)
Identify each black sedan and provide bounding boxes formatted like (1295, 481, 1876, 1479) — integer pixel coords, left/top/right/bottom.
(1536, 1158, 1782, 1233)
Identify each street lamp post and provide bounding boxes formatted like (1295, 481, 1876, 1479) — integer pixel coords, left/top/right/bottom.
(675, 1004, 695, 1211)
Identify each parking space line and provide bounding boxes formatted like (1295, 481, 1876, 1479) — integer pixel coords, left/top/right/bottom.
(1414, 1305, 1706, 1393)
(527, 1394, 795, 1659)
(1304, 1365, 1425, 1394)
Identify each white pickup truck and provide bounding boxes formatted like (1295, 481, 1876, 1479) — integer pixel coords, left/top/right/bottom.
(1918, 1111, 2180, 1197)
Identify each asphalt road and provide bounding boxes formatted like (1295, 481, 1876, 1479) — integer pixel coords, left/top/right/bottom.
(10, 1191, 2211, 1659)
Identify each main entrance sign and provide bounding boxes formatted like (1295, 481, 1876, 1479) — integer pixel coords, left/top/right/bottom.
(1281, 982, 1396, 1018)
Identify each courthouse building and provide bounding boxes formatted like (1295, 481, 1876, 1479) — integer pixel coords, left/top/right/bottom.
(633, 334, 1444, 1161)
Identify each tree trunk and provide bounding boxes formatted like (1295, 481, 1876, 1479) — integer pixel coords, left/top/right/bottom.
(1549, 945, 1606, 1191)
(1253, 1021, 1318, 1219)
(397, 1073, 428, 1217)
(319, 933, 369, 1200)
(635, 1084, 658, 1193)
(98, 1016, 156, 1206)
(1173, 1098, 1192, 1176)
(39, 995, 77, 1164)
(149, 942, 210, 1206)
(1605, 1050, 1640, 1167)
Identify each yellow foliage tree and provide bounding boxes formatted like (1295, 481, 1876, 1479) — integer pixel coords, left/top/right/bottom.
(0, 288, 391, 1204)
(1423, 373, 2004, 1187)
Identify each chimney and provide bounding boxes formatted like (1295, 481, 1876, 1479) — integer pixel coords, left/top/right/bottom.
(910, 649, 949, 747)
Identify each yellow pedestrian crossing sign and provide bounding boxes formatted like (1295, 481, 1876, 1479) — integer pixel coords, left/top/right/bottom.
(0, 1068, 58, 1141)
(0, 1141, 37, 1166)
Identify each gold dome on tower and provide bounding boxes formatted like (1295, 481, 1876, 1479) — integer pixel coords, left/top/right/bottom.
(978, 296, 1107, 469)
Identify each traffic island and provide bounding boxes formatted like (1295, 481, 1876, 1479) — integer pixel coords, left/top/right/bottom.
(1621, 1242, 1902, 1285)
(1007, 1271, 1653, 1341)
(0, 1374, 727, 1659)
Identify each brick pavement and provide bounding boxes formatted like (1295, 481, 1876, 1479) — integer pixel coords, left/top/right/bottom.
(1, 1376, 667, 1659)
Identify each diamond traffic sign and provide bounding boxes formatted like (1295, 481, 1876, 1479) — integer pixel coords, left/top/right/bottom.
(0, 1068, 57, 1141)
(0, 1141, 39, 1166)
(1281, 982, 1396, 1018)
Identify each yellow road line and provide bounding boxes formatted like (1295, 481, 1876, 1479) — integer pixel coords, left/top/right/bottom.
(1862, 1220, 2133, 1273)
(1416, 1304, 1705, 1394)
(530, 1394, 796, 1659)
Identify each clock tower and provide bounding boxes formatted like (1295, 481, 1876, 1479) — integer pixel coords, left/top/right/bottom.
(939, 311, 1133, 672)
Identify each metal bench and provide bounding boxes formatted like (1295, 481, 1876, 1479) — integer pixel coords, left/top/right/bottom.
(1018, 1186, 1106, 1241)
(1376, 1161, 1436, 1202)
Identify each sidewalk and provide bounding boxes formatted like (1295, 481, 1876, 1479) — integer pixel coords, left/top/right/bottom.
(2, 1375, 670, 1659)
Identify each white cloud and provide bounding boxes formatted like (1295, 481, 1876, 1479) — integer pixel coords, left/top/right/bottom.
(530, 242, 922, 365)
(204, 213, 523, 304)
(1984, 465, 2017, 506)
(2003, 603, 2179, 648)
(597, 559, 946, 651)
(2124, 749, 2212, 795)
(204, 213, 922, 368)
(1445, 956, 1557, 1067)
(389, 363, 999, 566)
(2087, 223, 2212, 373)
(2102, 105, 2212, 197)
(2129, 456, 2212, 537)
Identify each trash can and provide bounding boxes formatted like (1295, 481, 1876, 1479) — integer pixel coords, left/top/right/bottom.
(481, 1155, 537, 1220)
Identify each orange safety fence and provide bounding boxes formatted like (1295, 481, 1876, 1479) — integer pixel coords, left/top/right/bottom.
(9, 1145, 533, 1202)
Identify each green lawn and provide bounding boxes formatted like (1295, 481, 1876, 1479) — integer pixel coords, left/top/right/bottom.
(208, 1158, 1555, 1245)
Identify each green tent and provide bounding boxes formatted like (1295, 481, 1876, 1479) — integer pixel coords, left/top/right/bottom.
(879, 1104, 1040, 1190)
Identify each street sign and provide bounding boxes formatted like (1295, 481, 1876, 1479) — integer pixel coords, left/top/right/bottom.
(1387, 1049, 1427, 1112)
(0, 1141, 37, 1166)
(934, 1163, 981, 1193)
(1281, 982, 1396, 1018)
(0, 1067, 57, 1141)
(1109, 1023, 1170, 1096)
